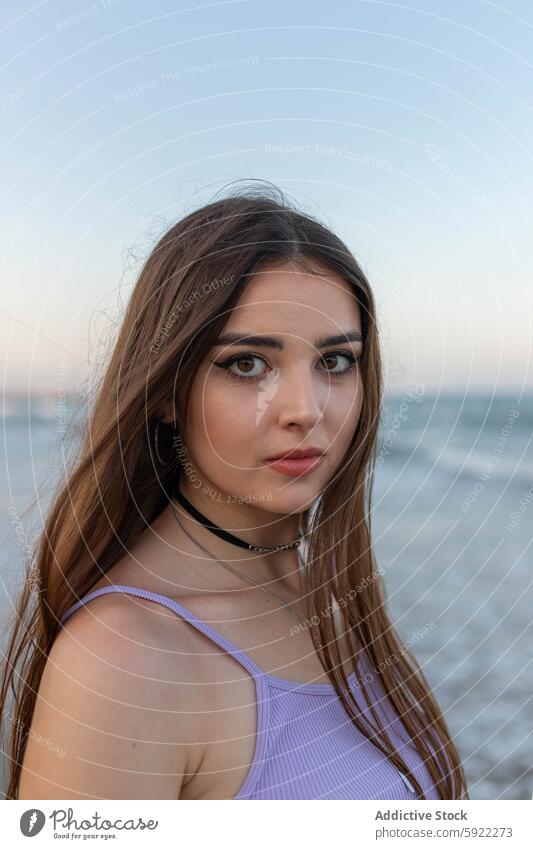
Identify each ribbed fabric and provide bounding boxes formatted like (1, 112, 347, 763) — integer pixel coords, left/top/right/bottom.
(59, 584, 442, 800)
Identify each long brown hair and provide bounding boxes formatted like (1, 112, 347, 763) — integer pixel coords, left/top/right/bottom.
(0, 182, 468, 799)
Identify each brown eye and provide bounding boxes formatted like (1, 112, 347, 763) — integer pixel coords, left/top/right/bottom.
(212, 354, 268, 382)
(322, 354, 338, 370)
(211, 350, 359, 384)
(235, 357, 255, 374)
(320, 351, 359, 377)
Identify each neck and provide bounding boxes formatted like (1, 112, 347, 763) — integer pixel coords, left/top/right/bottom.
(171, 476, 305, 594)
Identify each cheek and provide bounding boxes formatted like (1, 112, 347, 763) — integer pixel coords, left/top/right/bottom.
(329, 388, 363, 444)
(188, 379, 256, 459)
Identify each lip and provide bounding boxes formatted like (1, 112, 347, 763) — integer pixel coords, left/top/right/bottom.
(264, 453, 326, 477)
(265, 447, 325, 461)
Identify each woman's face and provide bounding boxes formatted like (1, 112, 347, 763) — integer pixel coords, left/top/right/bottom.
(180, 259, 364, 518)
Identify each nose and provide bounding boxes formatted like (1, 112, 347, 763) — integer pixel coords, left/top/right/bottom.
(268, 364, 326, 430)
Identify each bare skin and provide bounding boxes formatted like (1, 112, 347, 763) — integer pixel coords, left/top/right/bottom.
(19, 259, 364, 799)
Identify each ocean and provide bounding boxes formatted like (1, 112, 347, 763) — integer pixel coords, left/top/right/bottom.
(1, 388, 532, 799)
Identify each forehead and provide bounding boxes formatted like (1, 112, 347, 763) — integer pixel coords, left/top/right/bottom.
(225, 260, 361, 333)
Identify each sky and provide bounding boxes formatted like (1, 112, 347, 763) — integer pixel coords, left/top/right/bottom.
(1, 0, 532, 394)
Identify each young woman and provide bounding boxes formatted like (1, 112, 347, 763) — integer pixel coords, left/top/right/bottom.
(1, 184, 468, 800)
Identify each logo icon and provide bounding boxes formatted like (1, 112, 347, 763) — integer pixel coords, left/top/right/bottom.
(20, 809, 45, 836)
(256, 366, 281, 425)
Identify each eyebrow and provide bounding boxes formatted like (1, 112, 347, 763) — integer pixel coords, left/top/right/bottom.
(213, 329, 363, 350)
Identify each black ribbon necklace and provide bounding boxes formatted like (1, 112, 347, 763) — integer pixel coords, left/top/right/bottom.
(172, 483, 303, 553)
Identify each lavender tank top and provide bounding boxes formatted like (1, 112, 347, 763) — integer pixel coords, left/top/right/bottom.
(59, 584, 442, 800)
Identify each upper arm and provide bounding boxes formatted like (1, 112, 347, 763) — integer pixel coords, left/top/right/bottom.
(17, 596, 198, 800)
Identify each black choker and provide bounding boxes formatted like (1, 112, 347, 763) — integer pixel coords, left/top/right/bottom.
(172, 483, 303, 553)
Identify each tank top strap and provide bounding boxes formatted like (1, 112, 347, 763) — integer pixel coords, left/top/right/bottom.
(59, 584, 266, 681)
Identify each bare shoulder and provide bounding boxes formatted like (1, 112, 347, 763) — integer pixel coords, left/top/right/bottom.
(18, 591, 208, 800)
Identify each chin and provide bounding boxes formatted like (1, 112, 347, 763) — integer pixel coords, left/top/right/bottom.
(260, 488, 320, 516)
